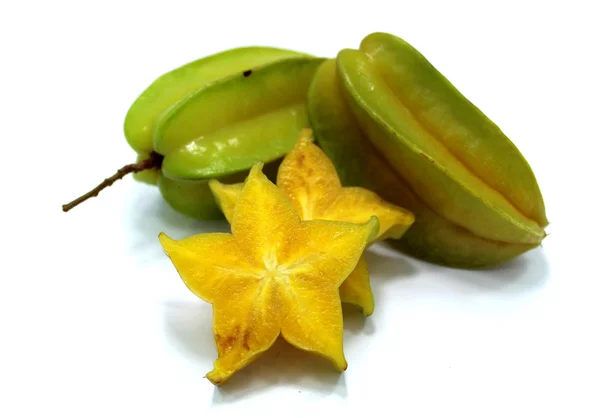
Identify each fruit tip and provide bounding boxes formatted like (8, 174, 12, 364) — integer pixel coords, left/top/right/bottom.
(205, 370, 226, 386)
(249, 161, 265, 175)
(157, 231, 174, 248)
(298, 127, 314, 142)
(207, 178, 222, 193)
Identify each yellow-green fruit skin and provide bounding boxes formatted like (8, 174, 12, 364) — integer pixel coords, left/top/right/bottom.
(156, 56, 324, 180)
(308, 58, 543, 269)
(124, 46, 309, 155)
(158, 175, 223, 220)
(158, 159, 281, 221)
(358, 32, 547, 227)
(122, 47, 315, 219)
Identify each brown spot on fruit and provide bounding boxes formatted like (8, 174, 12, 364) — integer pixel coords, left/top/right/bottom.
(218, 335, 235, 351)
(243, 70, 252, 77)
(242, 330, 251, 350)
(215, 325, 240, 352)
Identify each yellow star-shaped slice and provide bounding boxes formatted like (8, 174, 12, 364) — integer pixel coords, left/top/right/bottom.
(159, 163, 378, 385)
(210, 130, 414, 316)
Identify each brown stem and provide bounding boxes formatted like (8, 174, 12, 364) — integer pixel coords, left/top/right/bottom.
(62, 152, 163, 212)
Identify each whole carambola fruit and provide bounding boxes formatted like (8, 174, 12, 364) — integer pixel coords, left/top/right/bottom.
(123, 47, 323, 219)
(308, 33, 548, 268)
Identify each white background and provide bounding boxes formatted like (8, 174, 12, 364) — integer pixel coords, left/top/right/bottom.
(1, 1, 599, 417)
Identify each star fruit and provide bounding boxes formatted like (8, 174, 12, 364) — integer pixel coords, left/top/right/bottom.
(159, 163, 378, 385)
(209, 130, 414, 316)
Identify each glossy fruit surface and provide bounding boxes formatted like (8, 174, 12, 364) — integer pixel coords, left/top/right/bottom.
(156, 56, 324, 180)
(122, 48, 319, 220)
(309, 39, 547, 268)
(124, 46, 309, 155)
